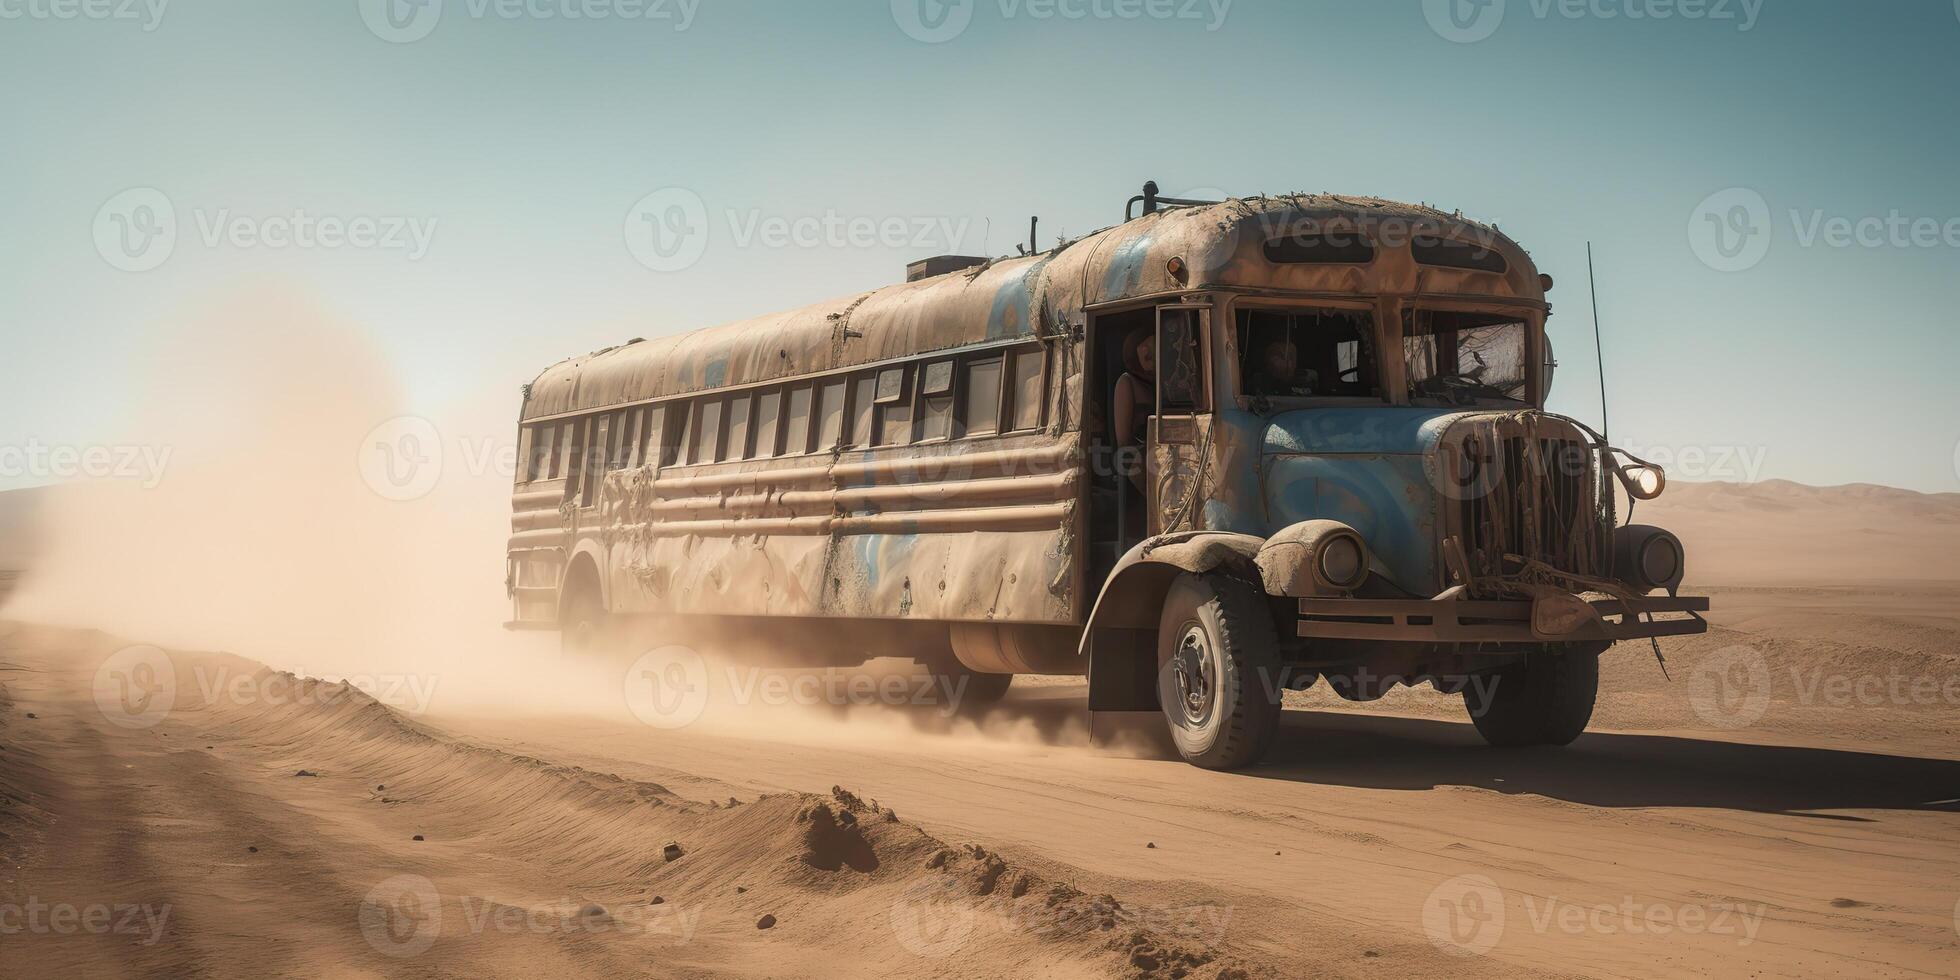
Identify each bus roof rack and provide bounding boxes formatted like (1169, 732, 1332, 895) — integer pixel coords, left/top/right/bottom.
(1127, 180, 1223, 221)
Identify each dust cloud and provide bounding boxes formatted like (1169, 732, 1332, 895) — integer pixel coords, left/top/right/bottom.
(6, 287, 1121, 757)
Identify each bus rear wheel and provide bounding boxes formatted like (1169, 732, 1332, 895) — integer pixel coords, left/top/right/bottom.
(560, 575, 612, 658)
(1462, 645, 1602, 747)
(1155, 573, 1283, 770)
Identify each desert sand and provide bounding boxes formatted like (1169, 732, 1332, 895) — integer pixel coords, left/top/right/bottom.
(3, 479, 1959, 979)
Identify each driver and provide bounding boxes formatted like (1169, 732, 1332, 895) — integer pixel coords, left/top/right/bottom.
(1246, 335, 1316, 397)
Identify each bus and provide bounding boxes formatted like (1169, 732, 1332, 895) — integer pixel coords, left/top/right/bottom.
(506, 182, 1708, 769)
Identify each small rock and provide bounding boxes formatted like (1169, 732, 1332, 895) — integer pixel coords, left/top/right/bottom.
(23, 713, 35, 719)
(649, 896, 664, 905)
(755, 914, 776, 930)
(1830, 897, 1865, 908)
(837, 809, 857, 827)
(247, 846, 258, 853)
(376, 784, 385, 791)
(206, 745, 214, 749)
(1130, 950, 1160, 971)
(883, 810, 898, 823)
(1274, 851, 1281, 856)
(578, 904, 607, 919)
(412, 835, 425, 842)
(727, 797, 739, 807)
(1146, 842, 1156, 849)
(295, 770, 317, 777)
(1363, 949, 1381, 958)
(662, 842, 684, 862)
(735, 886, 748, 894)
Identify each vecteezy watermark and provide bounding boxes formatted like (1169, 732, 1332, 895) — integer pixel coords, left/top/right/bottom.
(359, 875, 702, 958)
(0, 0, 168, 30)
(92, 644, 441, 730)
(1424, 875, 1765, 956)
(622, 646, 977, 729)
(0, 898, 172, 946)
(93, 644, 178, 730)
(0, 440, 172, 489)
(358, 0, 699, 44)
(889, 876, 1232, 959)
(93, 188, 438, 273)
(1608, 440, 1769, 484)
(356, 417, 524, 502)
(1424, 0, 1763, 44)
(891, 0, 1232, 44)
(623, 188, 978, 273)
(1687, 645, 1772, 730)
(1690, 643, 1960, 730)
(1688, 187, 1773, 273)
(1423, 874, 1507, 956)
(1691, 187, 1960, 272)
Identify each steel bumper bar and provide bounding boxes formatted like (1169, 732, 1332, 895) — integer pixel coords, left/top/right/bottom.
(1296, 594, 1709, 643)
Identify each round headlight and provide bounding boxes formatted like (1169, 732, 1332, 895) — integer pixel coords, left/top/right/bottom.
(1625, 464, 1667, 500)
(1639, 535, 1682, 589)
(1316, 534, 1367, 591)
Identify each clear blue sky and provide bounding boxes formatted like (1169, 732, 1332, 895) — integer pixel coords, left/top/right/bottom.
(3, 0, 1957, 490)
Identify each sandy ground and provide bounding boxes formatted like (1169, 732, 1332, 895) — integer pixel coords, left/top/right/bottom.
(3, 480, 1960, 978)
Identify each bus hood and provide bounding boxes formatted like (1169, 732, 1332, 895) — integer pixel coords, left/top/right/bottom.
(1256, 406, 1512, 596)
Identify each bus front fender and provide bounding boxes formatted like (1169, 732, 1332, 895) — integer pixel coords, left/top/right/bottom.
(1080, 532, 1264, 711)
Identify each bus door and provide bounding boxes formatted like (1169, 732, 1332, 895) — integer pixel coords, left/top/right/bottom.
(1147, 305, 1211, 534)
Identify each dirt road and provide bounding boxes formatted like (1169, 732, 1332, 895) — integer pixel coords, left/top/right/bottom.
(5, 580, 1959, 979)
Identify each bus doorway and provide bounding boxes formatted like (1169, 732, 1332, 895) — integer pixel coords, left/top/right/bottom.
(1084, 303, 1210, 589)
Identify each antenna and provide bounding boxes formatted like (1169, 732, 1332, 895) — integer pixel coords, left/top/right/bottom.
(1587, 242, 1610, 441)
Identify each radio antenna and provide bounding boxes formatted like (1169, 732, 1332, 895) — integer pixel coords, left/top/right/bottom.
(1587, 242, 1610, 441)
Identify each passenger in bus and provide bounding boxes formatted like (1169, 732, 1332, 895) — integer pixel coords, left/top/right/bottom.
(1246, 335, 1318, 398)
(1111, 327, 1154, 497)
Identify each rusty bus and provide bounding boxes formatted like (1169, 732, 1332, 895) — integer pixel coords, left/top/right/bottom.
(506, 182, 1708, 769)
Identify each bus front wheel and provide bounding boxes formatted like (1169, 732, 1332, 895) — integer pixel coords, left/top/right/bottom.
(1462, 645, 1602, 747)
(1155, 573, 1284, 770)
(560, 575, 612, 658)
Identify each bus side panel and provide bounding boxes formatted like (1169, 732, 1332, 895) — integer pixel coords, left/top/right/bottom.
(594, 435, 1078, 625)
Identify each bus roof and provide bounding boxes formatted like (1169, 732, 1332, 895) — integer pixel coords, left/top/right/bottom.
(521, 195, 1540, 421)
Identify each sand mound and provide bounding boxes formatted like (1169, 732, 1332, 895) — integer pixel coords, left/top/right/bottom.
(11, 637, 1256, 978)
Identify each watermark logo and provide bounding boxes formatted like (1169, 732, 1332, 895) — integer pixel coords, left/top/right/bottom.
(893, 0, 1230, 43)
(624, 645, 712, 729)
(892, 0, 974, 42)
(0, 0, 169, 30)
(94, 188, 177, 273)
(360, 0, 697, 42)
(359, 416, 444, 502)
(1423, 874, 1506, 956)
(1687, 645, 1771, 730)
(92, 644, 177, 730)
(0, 440, 172, 489)
(1424, 0, 1505, 43)
(1427, 0, 1761, 41)
(359, 0, 443, 42)
(0, 898, 172, 945)
(1689, 187, 1772, 273)
(624, 187, 710, 273)
(359, 875, 443, 958)
(93, 188, 438, 272)
(889, 878, 978, 957)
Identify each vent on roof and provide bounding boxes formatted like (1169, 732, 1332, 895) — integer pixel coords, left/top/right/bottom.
(906, 255, 988, 282)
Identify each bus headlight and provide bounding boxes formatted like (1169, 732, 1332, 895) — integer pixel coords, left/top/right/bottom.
(1613, 525, 1685, 594)
(1256, 520, 1371, 596)
(1625, 464, 1667, 500)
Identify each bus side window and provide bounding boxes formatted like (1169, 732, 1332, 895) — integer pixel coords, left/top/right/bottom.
(1005, 347, 1045, 431)
(692, 398, 723, 465)
(1158, 310, 1204, 413)
(875, 366, 912, 446)
(580, 413, 613, 507)
(526, 424, 555, 481)
(673, 401, 695, 466)
(919, 361, 954, 442)
(753, 390, 780, 459)
(960, 358, 1002, 437)
(726, 393, 753, 461)
(784, 386, 813, 455)
(617, 408, 641, 469)
(641, 406, 666, 468)
(552, 421, 576, 479)
(848, 374, 877, 447)
(816, 380, 847, 450)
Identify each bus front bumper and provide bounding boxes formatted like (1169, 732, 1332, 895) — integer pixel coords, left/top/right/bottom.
(1295, 592, 1709, 644)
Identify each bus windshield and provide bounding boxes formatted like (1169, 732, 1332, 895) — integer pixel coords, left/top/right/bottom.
(1403, 310, 1529, 405)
